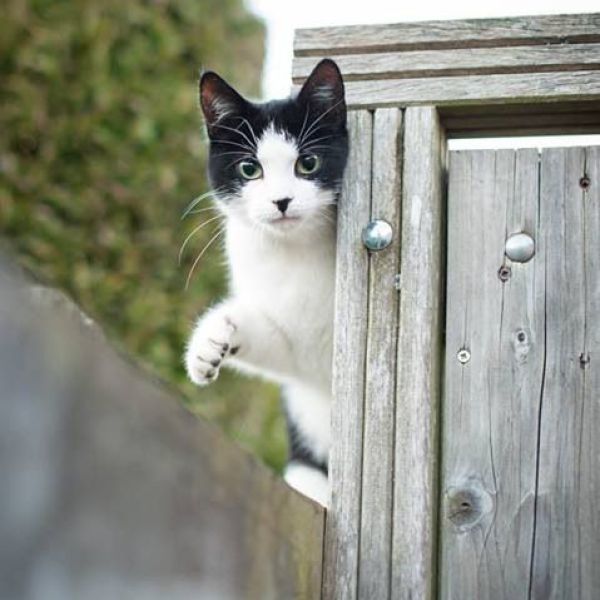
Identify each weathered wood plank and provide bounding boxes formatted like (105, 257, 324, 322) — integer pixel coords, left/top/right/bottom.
(358, 108, 402, 600)
(440, 149, 544, 599)
(338, 70, 600, 109)
(294, 13, 600, 56)
(391, 106, 445, 599)
(530, 147, 600, 598)
(324, 110, 373, 600)
(293, 43, 600, 82)
(0, 260, 324, 600)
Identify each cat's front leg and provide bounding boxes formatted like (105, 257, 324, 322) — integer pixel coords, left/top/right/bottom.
(185, 301, 240, 386)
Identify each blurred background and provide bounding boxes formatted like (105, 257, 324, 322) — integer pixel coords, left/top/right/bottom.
(0, 0, 286, 471)
(2, 0, 598, 474)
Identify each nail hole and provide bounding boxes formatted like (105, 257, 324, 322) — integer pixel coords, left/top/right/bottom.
(517, 331, 526, 343)
(580, 176, 591, 190)
(498, 265, 512, 282)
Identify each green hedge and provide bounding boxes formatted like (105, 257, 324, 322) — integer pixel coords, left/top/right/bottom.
(1, 0, 286, 471)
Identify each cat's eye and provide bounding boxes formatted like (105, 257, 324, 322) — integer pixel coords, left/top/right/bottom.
(296, 154, 321, 176)
(238, 160, 263, 180)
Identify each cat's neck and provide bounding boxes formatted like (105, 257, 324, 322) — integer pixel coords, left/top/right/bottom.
(224, 211, 336, 254)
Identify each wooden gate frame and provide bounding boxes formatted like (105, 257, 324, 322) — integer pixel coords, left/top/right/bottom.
(293, 13, 600, 599)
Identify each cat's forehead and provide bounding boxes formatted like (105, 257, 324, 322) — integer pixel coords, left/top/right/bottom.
(256, 123, 298, 166)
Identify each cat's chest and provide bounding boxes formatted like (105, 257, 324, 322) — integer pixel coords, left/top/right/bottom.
(226, 225, 335, 333)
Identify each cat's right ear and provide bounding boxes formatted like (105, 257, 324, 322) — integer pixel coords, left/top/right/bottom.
(199, 71, 247, 136)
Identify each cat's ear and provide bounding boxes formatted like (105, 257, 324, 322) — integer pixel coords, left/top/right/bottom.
(200, 71, 248, 135)
(297, 59, 346, 126)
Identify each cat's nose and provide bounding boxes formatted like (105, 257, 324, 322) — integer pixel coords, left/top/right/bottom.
(273, 198, 292, 214)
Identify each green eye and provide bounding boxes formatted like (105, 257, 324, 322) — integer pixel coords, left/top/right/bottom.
(296, 154, 321, 176)
(238, 160, 262, 180)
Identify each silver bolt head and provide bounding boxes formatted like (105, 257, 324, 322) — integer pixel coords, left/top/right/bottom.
(362, 219, 393, 251)
(505, 232, 535, 263)
(457, 348, 471, 364)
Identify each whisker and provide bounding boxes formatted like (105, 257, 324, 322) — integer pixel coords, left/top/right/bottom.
(185, 225, 227, 290)
(301, 144, 335, 153)
(212, 139, 256, 153)
(181, 187, 225, 219)
(212, 123, 256, 151)
(178, 214, 223, 265)
(300, 133, 335, 151)
(299, 100, 344, 146)
(212, 150, 254, 159)
(185, 205, 219, 217)
(234, 116, 259, 147)
(297, 105, 311, 147)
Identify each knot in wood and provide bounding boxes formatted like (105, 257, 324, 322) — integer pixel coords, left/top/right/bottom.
(445, 483, 494, 532)
(512, 329, 531, 363)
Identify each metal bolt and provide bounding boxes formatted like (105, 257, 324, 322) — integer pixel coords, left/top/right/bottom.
(457, 348, 471, 364)
(498, 265, 512, 282)
(505, 233, 535, 263)
(362, 219, 393, 251)
(580, 176, 591, 190)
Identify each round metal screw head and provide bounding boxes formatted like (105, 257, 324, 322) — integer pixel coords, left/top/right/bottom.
(457, 348, 471, 364)
(505, 233, 535, 263)
(362, 219, 393, 251)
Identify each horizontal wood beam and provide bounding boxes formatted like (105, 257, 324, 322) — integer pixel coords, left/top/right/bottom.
(332, 70, 600, 109)
(293, 43, 600, 83)
(295, 13, 600, 56)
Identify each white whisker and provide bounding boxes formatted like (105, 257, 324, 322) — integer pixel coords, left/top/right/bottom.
(185, 225, 227, 290)
(178, 214, 223, 265)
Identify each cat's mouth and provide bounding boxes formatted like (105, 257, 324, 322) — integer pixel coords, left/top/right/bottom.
(269, 215, 302, 227)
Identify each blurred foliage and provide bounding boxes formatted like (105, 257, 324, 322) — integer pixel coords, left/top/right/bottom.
(0, 0, 287, 471)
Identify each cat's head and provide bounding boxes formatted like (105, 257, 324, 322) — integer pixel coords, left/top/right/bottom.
(199, 59, 348, 236)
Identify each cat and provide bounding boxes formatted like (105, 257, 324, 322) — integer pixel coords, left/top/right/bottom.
(184, 59, 348, 506)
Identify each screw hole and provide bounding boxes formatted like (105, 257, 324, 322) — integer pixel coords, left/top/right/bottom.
(517, 331, 526, 343)
(498, 265, 512, 282)
(580, 176, 591, 190)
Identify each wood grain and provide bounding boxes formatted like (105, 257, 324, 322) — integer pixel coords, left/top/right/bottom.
(441, 146, 600, 598)
(294, 13, 600, 56)
(391, 106, 445, 600)
(441, 149, 544, 599)
(293, 43, 600, 82)
(324, 110, 373, 600)
(0, 261, 324, 600)
(358, 108, 403, 599)
(338, 70, 600, 109)
(530, 147, 600, 599)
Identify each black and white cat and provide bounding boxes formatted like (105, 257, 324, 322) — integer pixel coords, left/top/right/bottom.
(185, 59, 348, 505)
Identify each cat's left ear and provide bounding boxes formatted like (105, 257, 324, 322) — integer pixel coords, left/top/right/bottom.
(200, 71, 248, 136)
(297, 59, 346, 127)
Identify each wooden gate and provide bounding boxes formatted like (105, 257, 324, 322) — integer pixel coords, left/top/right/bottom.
(443, 147, 599, 599)
(293, 11, 600, 599)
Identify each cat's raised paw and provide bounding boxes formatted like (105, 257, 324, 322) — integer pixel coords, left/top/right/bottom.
(185, 311, 237, 386)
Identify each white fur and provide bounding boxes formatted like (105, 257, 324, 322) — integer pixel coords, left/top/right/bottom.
(185, 127, 336, 505)
(284, 462, 329, 506)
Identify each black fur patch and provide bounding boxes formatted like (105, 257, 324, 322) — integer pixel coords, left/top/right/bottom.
(283, 403, 328, 476)
(199, 59, 348, 203)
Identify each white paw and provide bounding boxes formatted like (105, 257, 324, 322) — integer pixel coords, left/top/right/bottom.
(185, 309, 238, 386)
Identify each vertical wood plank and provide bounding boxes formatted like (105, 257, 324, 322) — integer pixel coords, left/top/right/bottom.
(391, 106, 445, 600)
(440, 149, 544, 599)
(324, 110, 373, 600)
(581, 146, 600, 600)
(531, 146, 600, 598)
(358, 108, 403, 599)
